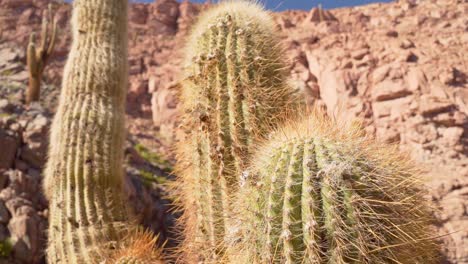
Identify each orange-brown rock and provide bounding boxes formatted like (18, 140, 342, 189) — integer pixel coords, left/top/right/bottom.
(0, 0, 466, 262)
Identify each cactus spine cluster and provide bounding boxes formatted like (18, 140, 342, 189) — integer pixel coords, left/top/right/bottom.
(233, 112, 438, 264)
(44, 0, 160, 263)
(177, 1, 296, 261)
(26, 3, 57, 104)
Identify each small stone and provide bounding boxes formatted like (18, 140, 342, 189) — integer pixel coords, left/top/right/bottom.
(0, 170, 7, 190)
(26, 168, 40, 180)
(376, 127, 401, 143)
(0, 47, 22, 63)
(406, 67, 427, 92)
(0, 202, 10, 224)
(373, 97, 412, 118)
(7, 214, 42, 264)
(13, 159, 28, 172)
(148, 76, 158, 93)
(429, 83, 448, 99)
(0, 188, 15, 203)
(0, 225, 9, 241)
(419, 95, 454, 116)
(372, 79, 412, 101)
(406, 123, 438, 144)
(5, 197, 32, 218)
(20, 114, 50, 169)
(432, 113, 456, 126)
(352, 49, 369, 60)
(0, 99, 14, 113)
(278, 17, 294, 29)
(372, 65, 391, 84)
(0, 130, 19, 170)
(386, 30, 399, 37)
(405, 51, 418, 62)
(441, 127, 464, 147)
(400, 38, 415, 49)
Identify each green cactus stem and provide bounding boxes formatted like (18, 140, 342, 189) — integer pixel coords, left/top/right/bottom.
(26, 3, 57, 104)
(176, 1, 298, 262)
(234, 110, 438, 264)
(44, 0, 161, 263)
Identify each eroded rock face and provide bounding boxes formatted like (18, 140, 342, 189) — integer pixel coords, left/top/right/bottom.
(0, 0, 467, 263)
(0, 169, 47, 264)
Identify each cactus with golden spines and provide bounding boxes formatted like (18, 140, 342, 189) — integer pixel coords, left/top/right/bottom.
(176, 1, 297, 261)
(26, 3, 57, 104)
(44, 0, 160, 263)
(39, 0, 438, 262)
(233, 111, 438, 264)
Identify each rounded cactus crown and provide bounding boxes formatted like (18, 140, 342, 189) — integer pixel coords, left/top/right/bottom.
(235, 110, 438, 264)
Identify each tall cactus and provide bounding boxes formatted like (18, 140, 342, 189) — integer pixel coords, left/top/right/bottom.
(26, 3, 57, 104)
(44, 0, 161, 263)
(176, 1, 298, 262)
(233, 111, 438, 263)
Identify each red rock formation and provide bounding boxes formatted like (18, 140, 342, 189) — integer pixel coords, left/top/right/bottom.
(0, 0, 466, 262)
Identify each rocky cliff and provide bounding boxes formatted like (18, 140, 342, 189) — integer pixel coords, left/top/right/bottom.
(0, 0, 466, 263)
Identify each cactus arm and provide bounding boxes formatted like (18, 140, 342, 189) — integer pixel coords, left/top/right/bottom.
(26, 33, 41, 105)
(46, 16, 57, 59)
(39, 9, 49, 59)
(27, 34, 37, 75)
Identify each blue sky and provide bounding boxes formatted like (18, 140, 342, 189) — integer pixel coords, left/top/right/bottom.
(65, 1, 394, 11)
(137, 0, 393, 11)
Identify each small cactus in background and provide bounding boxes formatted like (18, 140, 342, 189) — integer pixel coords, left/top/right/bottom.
(44, 0, 161, 263)
(26, 3, 57, 105)
(233, 110, 438, 263)
(176, 1, 298, 261)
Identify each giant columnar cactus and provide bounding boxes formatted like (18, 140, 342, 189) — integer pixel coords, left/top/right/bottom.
(176, 1, 297, 261)
(26, 3, 57, 104)
(44, 0, 161, 263)
(234, 111, 438, 264)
